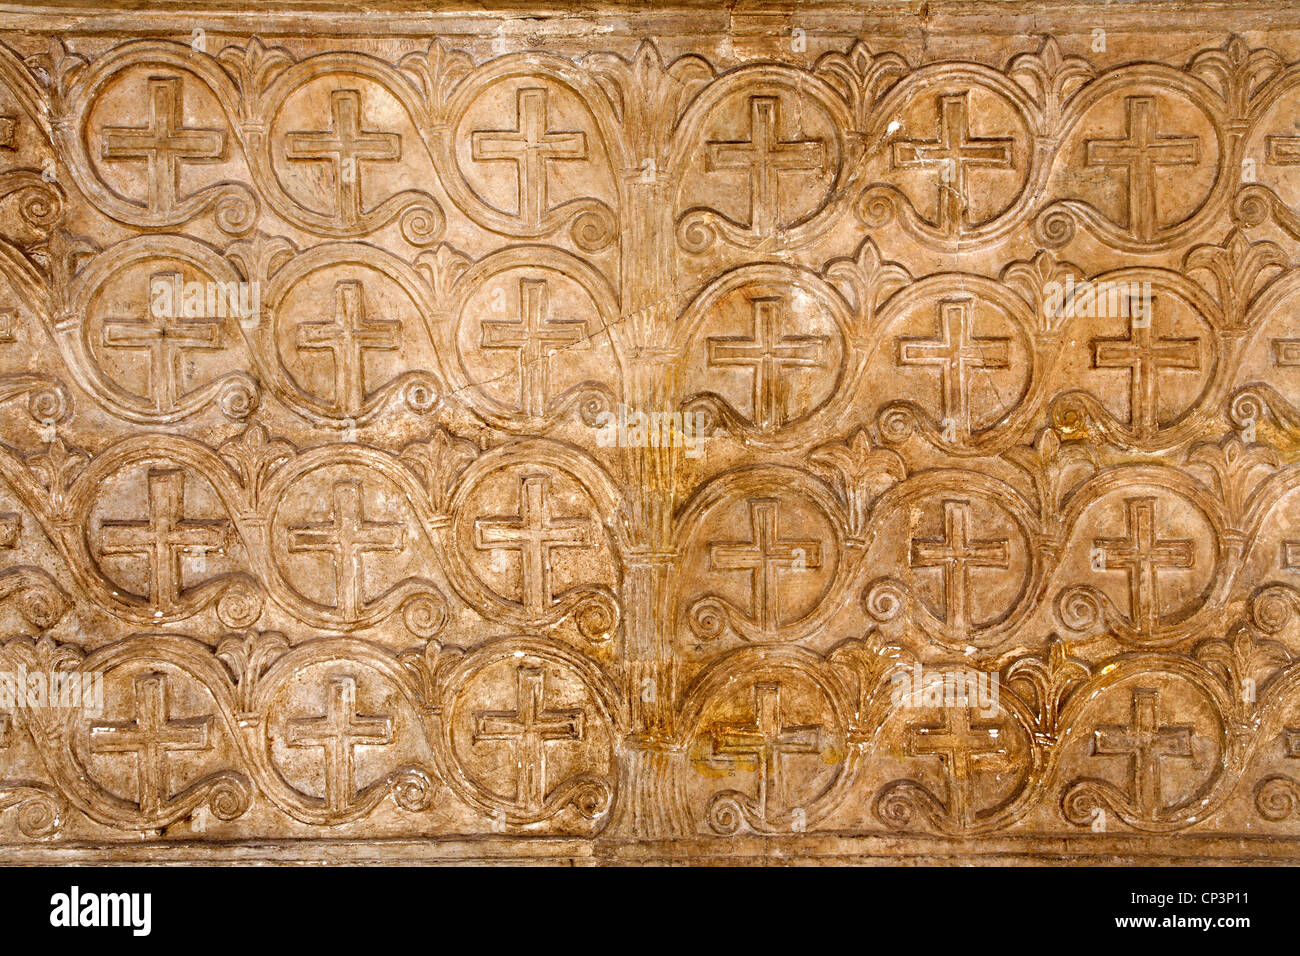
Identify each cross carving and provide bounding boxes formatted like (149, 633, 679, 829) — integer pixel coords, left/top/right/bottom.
(908, 707, 1008, 828)
(1283, 540, 1300, 573)
(909, 499, 1009, 634)
(1273, 338, 1300, 368)
(473, 664, 585, 812)
(287, 480, 406, 619)
(705, 682, 824, 824)
(99, 75, 225, 212)
(286, 89, 401, 225)
(97, 468, 229, 610)
(1266, 134, 1300, 167)
(479, 278, 588, 418)
(1092, 496, 1193, 634)
(286, 676, 394, 812)
(892, 91, 1014, 234)
(89, 671, 212, 816)
(1093, 687, 1193, 817)
(1084, 96, 1198, 241)
(707, 295, 830, 430)
(101, 272, 224, 411)
(897, 298, 1010, 440)
(706, 95, 826, 235)
(473, 472, 596, 615)
(708, 497, 822, 633)
(471, 87, 587, 227)
(1091, 313, 1200, 438)
(295, 279, 402, 416)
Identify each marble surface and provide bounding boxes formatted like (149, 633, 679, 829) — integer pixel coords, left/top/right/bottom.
(0, 0, 1297, 863)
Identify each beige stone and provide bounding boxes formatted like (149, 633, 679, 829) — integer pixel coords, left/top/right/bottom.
(0, 0, 1297, 863)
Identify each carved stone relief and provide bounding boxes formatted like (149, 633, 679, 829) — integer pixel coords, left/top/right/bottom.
(0, 0, 1297, 863)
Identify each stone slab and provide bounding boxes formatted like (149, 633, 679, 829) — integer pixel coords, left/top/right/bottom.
(0, 0, 1296, 864)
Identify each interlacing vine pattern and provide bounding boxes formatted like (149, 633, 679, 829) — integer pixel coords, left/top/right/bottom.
(1, 15, 1300, 858)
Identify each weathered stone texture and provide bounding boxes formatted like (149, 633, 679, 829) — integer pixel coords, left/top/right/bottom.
(0, 0, 1298, 863)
